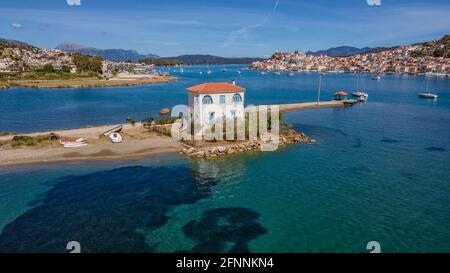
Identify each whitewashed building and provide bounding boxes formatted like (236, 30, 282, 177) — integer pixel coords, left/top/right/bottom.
(186, 81, 245, 126)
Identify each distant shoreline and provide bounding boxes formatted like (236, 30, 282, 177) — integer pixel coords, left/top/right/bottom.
(0, 74, 177, 89)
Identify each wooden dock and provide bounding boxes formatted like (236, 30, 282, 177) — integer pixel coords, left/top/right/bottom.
(270, 99, 357, 112)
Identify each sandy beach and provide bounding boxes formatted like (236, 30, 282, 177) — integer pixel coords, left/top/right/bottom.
(0, 123, 183, 167)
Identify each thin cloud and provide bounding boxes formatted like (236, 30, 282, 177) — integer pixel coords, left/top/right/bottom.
(223, 0, 280, 47)
(11, 22, 23, 29)
(66, 0, 81, 6)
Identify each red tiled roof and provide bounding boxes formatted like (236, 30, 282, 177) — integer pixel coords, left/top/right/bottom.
(186, 82, 245, 94)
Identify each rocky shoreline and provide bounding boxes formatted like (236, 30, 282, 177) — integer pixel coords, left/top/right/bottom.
(180, 129, 316, 159)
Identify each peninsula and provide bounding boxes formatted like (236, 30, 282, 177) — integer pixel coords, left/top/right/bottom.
(0, 39, 176, 89)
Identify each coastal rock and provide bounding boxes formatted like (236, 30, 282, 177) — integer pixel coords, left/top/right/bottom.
(186, 147, 196, 154)
(180, 129, 314, 159)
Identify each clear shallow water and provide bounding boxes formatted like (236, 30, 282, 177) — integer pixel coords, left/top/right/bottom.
(0, 66, 449, 252)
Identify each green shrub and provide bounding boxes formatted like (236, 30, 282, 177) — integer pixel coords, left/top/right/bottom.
(11, 135, 36, 147)
(126, 117, 137, 126)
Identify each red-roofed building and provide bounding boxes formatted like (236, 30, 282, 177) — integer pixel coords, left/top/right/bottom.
(187, 81, 246, 126)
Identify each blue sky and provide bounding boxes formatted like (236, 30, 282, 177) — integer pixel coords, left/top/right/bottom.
(1, 0, 449, 57)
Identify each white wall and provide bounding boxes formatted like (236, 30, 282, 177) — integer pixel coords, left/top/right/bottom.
(188, 91, 245, 126)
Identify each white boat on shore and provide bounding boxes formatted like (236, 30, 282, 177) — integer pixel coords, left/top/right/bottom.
(60, 137, 88, 148)
(63, 142, 88, 148)
(108, 132, 123, 143)
(103, 125, 122, 136)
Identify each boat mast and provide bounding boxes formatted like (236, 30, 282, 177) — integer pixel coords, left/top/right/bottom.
(316, 73, 322, 105)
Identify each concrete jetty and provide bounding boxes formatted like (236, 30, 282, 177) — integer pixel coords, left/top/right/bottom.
(270, 99, 357, 112)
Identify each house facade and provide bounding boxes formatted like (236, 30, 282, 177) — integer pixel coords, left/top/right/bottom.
(186, 81, 245, 126)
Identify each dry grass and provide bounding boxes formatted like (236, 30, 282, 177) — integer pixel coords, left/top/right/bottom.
(1, 135, 57, 149)
(8, 75, 176, 88)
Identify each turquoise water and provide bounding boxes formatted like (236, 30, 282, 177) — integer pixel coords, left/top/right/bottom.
(0, 66, 449, 252)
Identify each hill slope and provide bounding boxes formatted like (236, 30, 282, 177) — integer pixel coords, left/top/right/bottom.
(306, 46, 373, 57)
(164, 54, 264, 65)
(55, 42, 159, 62)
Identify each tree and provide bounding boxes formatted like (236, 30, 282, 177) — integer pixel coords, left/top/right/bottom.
(42, 63, 55, 73)
(61, 65, 71, 73)
(72, 53, 103, 73)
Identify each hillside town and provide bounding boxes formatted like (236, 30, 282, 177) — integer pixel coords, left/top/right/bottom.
(0, 42, 156, 77)
(252, 36, 450, 76)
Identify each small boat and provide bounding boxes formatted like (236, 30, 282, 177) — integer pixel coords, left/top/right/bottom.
(274, 71, 281, 75)
(419, 77, 438, 99)
(222, 69, 227, 72)
(357, 95, 368, 102)
(206, 70, 212, 74)
(236, 71, 241, 74)
(63, 142, 88, 148)
(108, 132, 123, 143)
(260, 71, 267, 75)
(418, 92, 437, 99)
(199, 72, 203, 75)
(372, 75, 381, 80)
(103, 125, 123, 136)
(287, 72, 295, 76)
(60, 137, 88, 148)
(351, 91, 368, 98)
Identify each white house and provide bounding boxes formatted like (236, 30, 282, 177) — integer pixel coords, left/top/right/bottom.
(186, 81, 245, 126)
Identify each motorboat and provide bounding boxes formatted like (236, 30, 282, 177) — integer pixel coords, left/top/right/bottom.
(357, 95, 368, 102)
(260, 71, 267, 75)
(274, 71, 281, 75)
(418, 92, 438, 99)
(372, 75, 381, 80)
(287, 72, 295, 76)
(351, 91, 368, 99)
(108, 132, 123, 143)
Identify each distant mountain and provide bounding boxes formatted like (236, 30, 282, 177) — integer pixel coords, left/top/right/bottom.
(306, 46, 374, 57)
(55, 42, 159, 62)
(0, 38, 36, 48)
(164, 54, 265, 65)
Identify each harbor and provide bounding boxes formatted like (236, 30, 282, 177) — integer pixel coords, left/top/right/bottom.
(0, 65, 449, 253)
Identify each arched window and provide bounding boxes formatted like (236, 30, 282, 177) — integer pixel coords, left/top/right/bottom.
(232, 93, 242, 103)
(202, 95, 213, 104)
